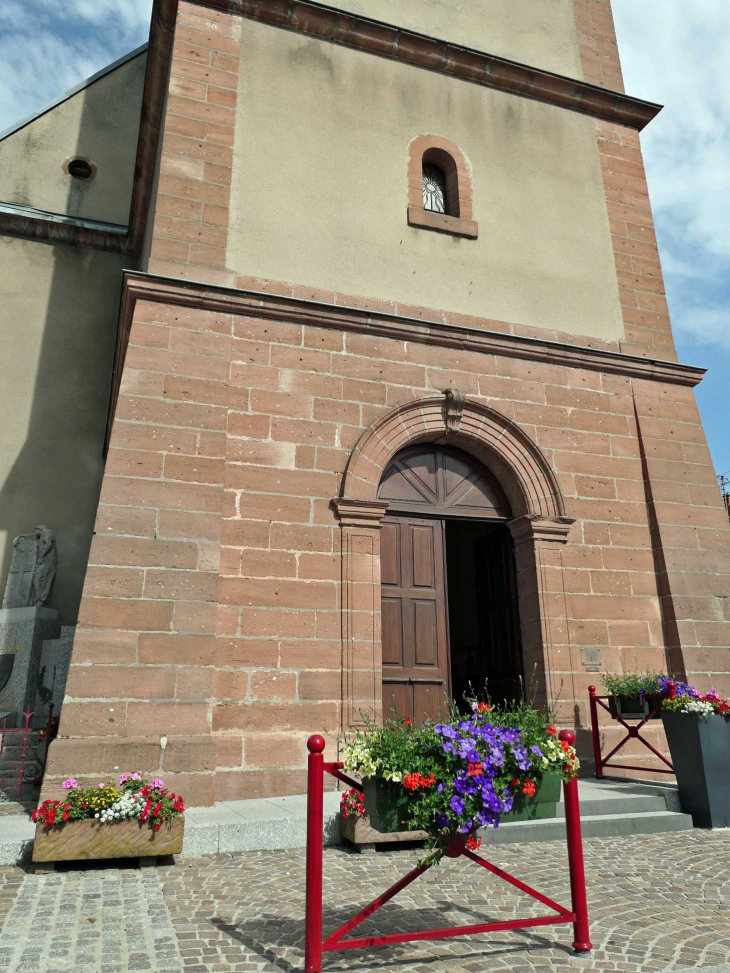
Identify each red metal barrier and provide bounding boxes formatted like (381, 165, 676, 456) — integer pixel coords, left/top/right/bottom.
(0, 706, 55, 798)
(304, 730, 592, 972)
(589, 684, 675, 779)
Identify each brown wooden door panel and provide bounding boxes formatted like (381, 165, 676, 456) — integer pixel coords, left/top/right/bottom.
(381, 597, 405, 667)
(412, 599, 438, 667)
(411, 526, 435, 588)
(413, 681, 449, 723)
(379, 520, 400, 586)
(380, 515, 450, 723)
(382, 680, 410, 722)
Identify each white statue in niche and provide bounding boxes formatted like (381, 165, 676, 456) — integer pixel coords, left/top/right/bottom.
(2, 525, 58, 609)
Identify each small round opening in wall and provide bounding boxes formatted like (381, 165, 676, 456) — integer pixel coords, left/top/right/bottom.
(67, 158, 93, 179)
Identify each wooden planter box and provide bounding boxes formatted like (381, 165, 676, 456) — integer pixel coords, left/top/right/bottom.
(32, 815, 184, 863)
(340, 812, 427, 850)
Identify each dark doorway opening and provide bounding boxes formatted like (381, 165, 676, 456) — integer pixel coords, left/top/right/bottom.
(445, 519, 523, 712)
(377, 444, 524, 724)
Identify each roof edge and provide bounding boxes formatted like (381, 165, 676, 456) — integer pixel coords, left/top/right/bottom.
(0, 43, 149, 143)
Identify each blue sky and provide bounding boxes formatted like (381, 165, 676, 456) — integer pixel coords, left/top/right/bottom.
(1, 1, 727, 481)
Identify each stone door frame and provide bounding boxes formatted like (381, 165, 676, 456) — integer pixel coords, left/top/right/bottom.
(333, 392, 575, 729)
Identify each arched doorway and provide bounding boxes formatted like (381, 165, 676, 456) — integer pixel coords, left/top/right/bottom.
(377, 444, 523, 722)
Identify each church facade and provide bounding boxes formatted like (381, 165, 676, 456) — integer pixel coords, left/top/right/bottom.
(2, 0, 729, 807)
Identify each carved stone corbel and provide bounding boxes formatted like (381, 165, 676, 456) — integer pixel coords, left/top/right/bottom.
(442, 388, 466, 435)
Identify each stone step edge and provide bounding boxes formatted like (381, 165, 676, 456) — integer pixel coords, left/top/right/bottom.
(0, 807, 695, 868)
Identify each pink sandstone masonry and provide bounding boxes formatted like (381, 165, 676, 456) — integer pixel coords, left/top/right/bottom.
(41, 0, 730, 804)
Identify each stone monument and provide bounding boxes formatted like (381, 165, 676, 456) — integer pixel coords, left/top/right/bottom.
(0, 527, 61, 725)
(2, 525, 58, 609)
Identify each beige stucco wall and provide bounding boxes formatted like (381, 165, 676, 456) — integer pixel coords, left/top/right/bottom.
(333, 0, 583, 77)
(0, 52, 146, 226)
(0, 237, 132, 623)
(227, 22, 623, 342)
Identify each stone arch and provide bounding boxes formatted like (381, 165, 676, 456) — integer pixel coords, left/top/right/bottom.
(340, 394, 568, 522)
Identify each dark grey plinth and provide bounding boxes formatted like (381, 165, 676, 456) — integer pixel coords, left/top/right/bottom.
(0, 607, 61, 724)
(662, 711, 730, 828)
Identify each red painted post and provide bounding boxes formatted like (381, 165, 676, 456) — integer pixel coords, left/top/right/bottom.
(559, 730, 592, 953)
(305, 735, 326, 973)
(588, 687, 603, 780)
(667, 680, 677, 700)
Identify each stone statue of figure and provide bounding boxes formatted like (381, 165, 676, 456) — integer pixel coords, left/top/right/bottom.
(2, 525, 58, 609)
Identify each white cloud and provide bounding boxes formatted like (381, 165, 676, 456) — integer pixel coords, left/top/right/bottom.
(672, 306, 730, 350)
(0, 1, 152, 134)
(613, 2, 730, 266)
(34, 0, 153, 36)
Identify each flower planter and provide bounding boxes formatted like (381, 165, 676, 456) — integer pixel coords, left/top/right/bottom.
(339, 812, 427, 847)
(32, 815, 185, 863)
(363, 779, 414, 834)
(661, 711, 730, 828)
(608, 694, 663, 720)
(502, 773, 561, 822)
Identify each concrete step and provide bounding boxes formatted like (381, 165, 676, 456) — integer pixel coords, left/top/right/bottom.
(480, 809, 693, 845)
(0, 815, 34, 866)
(0, 779, 693, 865)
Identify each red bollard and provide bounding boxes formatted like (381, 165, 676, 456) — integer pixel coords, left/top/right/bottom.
(305, 735, 326, 973)
(559, 730, 592, 953)
(588, 687, 603, 780)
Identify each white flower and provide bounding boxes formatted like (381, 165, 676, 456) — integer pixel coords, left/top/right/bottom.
(681, 700, 715, 717)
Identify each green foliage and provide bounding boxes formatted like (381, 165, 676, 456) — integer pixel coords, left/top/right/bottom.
(601, 670, 665, 698)
(341, 700, 578, 864)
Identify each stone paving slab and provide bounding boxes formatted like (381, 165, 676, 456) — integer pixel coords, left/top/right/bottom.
(0, 865, 185, 973)
(0, 830, 728, 972)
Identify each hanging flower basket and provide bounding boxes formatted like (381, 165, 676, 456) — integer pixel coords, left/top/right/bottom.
(341, 702, 579, 862)
(31, 772, 185, 863)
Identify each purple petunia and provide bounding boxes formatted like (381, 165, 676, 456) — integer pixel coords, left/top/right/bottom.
(502, 727, 522, 744)
(457, 737, 477, 758)
(454, 774, 477, 796)
(460, 819, 473, 834)
(435, 812, 449, 828)
(450, 795, 465, 815)
(530, 745, 544, 760)
(435, 724, 458, 739)
(512, 745, 532, 771)
(442, 742, 456, 755)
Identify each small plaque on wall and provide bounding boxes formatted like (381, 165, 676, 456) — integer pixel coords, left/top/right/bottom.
(581, 648, 602, 672)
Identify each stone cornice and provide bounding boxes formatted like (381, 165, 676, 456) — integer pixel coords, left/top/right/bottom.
(332, 498, 390, 528)
(198, 0, 661, 130)
(106, 270, 705, 451)
(508, 515, 576, 547)
(128, 271, 706, 379)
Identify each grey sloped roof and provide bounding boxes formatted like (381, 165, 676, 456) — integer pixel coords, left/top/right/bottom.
(0, 43, 148, 143)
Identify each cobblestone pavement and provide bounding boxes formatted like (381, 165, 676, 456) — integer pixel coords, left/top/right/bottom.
(0, 831, 729, 972)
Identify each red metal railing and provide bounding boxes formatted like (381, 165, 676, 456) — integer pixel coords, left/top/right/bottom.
(0, 706, 54, 798)
(589, 684, 675, 779)
(304, 731, 591, 972)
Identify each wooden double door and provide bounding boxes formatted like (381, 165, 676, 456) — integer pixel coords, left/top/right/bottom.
(378, 444, 522, 723)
